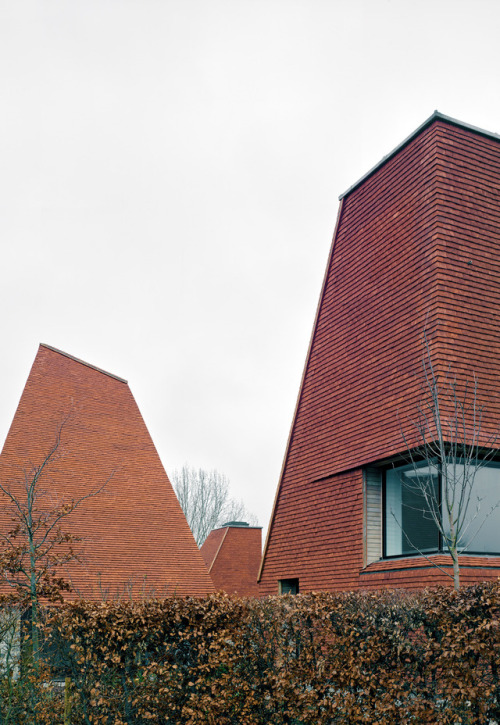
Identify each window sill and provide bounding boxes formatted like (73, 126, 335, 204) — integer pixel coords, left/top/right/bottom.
(362, 553, 500, 574)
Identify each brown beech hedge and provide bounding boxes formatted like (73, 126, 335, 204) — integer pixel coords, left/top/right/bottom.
(5, 581, 500, 724)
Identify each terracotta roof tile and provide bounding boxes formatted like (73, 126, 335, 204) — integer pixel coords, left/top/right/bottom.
(0, 345, 214, 599)
(259, 115, 500, 595)
(201, 525, 261, 596)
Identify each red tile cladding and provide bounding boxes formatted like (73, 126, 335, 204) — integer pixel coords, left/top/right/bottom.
(200, 527, 227, 570)
(360, 555, 500, 591)
(201, 526, 262, 597)
(0, 344, 214, 599)
(259, 470, 364, 594)
(259, 114, 500, 595)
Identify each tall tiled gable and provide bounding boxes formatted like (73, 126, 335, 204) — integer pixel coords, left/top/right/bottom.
(259, 113, 500, 594)
(0, 344, 214, 599)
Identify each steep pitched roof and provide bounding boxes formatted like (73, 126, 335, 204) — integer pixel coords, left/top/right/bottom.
(259, 112, 500, 591)
(201, 524, 261, 596)
(0, 344, 214, 599)
(200, 527, 227, 570)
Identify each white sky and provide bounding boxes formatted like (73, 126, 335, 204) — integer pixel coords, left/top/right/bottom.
(1, 0, 500, 536)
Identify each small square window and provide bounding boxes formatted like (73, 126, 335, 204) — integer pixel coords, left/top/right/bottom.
(279, 578, 299, 595)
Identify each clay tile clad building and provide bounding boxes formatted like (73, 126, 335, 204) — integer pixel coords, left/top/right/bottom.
(0, 344, 214, 599)
(258, 112, 500, 594)
(201, 522, 262, 596)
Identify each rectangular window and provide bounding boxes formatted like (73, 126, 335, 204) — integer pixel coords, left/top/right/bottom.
(442, 462, 500, 554)
(385, 462, 440, 556)
(279, 578, 299, 595)
(384, 459, 500, 557)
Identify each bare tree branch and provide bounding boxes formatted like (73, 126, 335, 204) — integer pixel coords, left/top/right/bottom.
(0, 421, 112, 662)
(171, 465, 258, 546)
(397, 330, 500, 590)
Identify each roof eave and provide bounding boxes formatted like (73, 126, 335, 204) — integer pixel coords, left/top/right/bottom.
(339, 110, 500, 201)
(40, 343, 128, 384)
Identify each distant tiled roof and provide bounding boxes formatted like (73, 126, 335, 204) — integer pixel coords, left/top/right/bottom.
(201, 524, 261, 597)
(200, 527, 227, 570)
(0, 344, 214, 599)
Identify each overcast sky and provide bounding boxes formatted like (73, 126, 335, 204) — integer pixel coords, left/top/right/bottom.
(1, 0, 500, 535)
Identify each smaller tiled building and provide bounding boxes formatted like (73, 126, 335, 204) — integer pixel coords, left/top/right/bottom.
(201, 522, 262, 597)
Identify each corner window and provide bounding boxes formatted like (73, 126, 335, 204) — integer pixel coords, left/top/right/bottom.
(385, 462, 440, 556)
(442, 461, 500, 554)
(279, 578, 299, 595)
(384, 459, 500, 557)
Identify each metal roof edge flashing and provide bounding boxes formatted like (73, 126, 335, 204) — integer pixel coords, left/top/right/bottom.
(40, 343, 128, 384)
(338, 111, 500, 201)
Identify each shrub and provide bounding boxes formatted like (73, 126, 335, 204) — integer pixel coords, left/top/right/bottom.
(0, 581, 497, 724)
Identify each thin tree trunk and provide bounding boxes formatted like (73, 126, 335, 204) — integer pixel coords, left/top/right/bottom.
(451, 550, 460, 591)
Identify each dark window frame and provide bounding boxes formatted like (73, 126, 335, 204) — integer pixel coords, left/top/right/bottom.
(382, 461, 443, 559)
(382, 458, 500, 558)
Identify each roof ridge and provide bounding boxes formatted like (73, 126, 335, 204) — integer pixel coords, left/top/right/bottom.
(339, 110, 500, 201)
(40, 343, 128, 384)
(209, 527, 229, 574)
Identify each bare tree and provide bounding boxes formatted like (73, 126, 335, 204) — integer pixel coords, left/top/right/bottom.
(172, 465, 258, 546)
(397, 334, 500, 590)
(0, 422, 112, 661)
